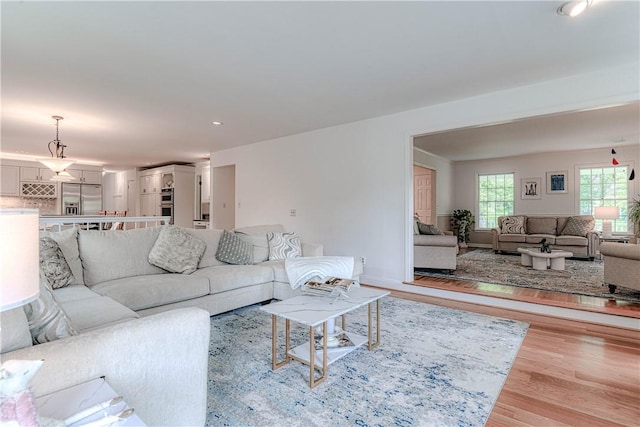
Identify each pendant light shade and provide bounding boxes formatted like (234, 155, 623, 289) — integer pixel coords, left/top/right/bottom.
(38, 115, 76, 173)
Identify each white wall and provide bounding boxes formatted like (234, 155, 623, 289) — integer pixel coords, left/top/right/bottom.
(453, 144, 640, 220)
(211, 62, 639, 287)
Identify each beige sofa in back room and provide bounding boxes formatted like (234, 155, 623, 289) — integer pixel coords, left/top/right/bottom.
(491, 215, 599, 259)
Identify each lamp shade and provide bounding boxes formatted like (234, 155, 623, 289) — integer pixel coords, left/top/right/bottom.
(0, 209, 40, 311)
(39, 157, 75, 173)
(594, 206, 620, 220)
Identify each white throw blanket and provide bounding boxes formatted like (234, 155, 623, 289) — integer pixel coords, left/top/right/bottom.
(285, 256, 355, 289)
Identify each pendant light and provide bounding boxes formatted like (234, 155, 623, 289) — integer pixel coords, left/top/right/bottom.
(39, 115, 75, 173)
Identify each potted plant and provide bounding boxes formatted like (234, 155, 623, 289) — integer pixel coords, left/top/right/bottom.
(629, 196, 640, 242)
(451, 209, 474, 247)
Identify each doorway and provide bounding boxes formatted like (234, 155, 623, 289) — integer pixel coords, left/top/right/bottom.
(413, 165, 436, 224)
(212, 164, 236, 230)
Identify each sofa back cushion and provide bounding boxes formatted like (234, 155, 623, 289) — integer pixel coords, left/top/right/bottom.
(79, 227, 166, 285)
(181, 228, 225, 268)
(526, 217, 558, 235)
(40, 227, 84, 285)
(234, 224, 285, 263)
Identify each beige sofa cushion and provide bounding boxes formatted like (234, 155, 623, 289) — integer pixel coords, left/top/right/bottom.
(89, 274, 210, 311)
(192, 265, 274, 293)
(62, 295, 139, 332)
(498, 234, 526, 243)
(555, 235, 588, 246)
(414, 234, 458, 247)
(181, 228, 225, 268)
(525, 235, 556, 244)
(526, 217, 557, 235)
(79, 227, 166, 285)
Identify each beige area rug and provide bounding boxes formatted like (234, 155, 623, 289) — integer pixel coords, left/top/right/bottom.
(415, 249, 640, 303)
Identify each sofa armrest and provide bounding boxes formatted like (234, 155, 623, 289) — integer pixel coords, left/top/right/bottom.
(0, 307, 210, 427)
(302, 242, 323, 257)
(600, 242, 640, 261)
(586, 231, 600, 257)
(490, 227, 503, 251)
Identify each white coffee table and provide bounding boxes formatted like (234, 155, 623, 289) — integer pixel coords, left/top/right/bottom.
(260, 286, 389, 388)
(517, 247, 573, 271)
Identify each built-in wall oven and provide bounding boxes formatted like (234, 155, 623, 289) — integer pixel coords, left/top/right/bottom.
(160, 188, 174, 224)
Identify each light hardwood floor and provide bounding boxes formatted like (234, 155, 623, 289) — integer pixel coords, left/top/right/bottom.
(382, 286, 640, 426)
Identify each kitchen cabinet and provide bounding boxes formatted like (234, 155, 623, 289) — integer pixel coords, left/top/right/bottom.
(20, 166, 56, 182)
(201, 165, 211, 203)
(140, 193, 161, 217)
(1, 165, 20, 196)
(67, 168, 102, 184)
(137, 165, 194, 227)
(139, 173, 161, 194)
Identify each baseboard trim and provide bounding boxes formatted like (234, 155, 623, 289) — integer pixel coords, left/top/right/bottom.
(361, 279, 640, 331)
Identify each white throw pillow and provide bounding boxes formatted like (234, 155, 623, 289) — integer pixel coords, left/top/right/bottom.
(267, 232, 302, 260)
(40, 227, 84, 285)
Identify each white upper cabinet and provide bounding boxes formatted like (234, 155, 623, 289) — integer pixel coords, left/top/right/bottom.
(1, 165, 20, 196)
(20, 166, 56, 181)
(67, 168, 102, 184)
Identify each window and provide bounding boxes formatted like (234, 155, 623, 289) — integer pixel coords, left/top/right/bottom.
(579, 166, 629, 233)
(478, 173, 515, 229)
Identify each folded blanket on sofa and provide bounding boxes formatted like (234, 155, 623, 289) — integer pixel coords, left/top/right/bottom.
(285, 256, 355, 289)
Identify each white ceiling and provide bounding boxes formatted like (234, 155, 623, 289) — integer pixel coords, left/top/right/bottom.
(1, 1, 639, 169)
(414, 101, 640, 161)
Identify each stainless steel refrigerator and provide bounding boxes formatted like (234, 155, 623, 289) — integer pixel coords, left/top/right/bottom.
(61, 183, 103, 215)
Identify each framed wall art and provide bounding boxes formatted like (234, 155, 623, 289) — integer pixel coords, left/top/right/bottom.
(546, 170, 568, 194)
(521, 177, 541, 200)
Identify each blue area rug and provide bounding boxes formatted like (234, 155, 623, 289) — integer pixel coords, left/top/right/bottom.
(206, 297, 528, 426)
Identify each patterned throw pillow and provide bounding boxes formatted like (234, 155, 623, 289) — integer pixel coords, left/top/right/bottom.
(148, 225, 207, 274)
(39, 237, 74, 289)
(560, 216, 595, 237)
(23, 274, 78, 344)
(215, 230, 253, 265)
(417, 222, 444, 235)
(267, 232, 302, 260)
(500, 216, 526, 234)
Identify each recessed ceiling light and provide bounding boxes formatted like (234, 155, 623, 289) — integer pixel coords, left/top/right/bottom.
(212, 121, 223, 126)
(557, 0, 591, 17)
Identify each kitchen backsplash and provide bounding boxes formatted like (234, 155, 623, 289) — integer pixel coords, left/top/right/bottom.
(0, 196, 57, 215)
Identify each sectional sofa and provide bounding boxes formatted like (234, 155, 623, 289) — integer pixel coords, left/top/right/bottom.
(491, 215, 599, 259)
(1, 223, 362, 425)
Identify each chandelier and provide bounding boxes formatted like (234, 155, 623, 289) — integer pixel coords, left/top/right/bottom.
(39, 115, 75, 174)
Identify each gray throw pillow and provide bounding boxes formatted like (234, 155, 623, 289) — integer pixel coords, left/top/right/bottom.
(148, 225, 207, 274)
(417, 222, 444, 235)
(23, 273, 78, 344)
(39, 237, 74, 289)
(267, 232, 302, 260)
(560, 216, 595, 237)
(215, 230, 253, 265)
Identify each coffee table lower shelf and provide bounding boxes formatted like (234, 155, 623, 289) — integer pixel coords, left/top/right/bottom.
(288, 332, 369, 369)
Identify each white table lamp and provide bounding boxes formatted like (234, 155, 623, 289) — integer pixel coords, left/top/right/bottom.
(0, 209, 40, 311)
(594, 206, 620, 239)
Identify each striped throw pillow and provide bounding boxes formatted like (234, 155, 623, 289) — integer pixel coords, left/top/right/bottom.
(267, 232, 302, 260)
(500, 216, 526, 234)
